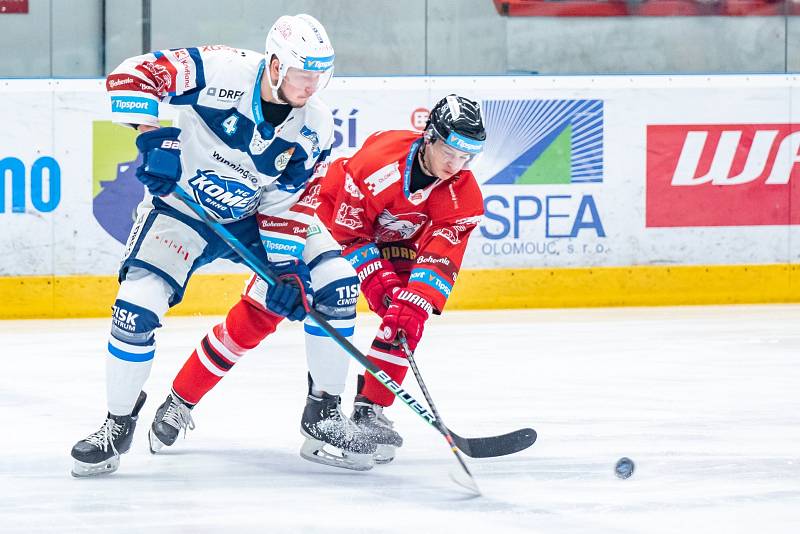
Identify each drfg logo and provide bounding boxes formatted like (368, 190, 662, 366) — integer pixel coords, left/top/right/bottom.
(647, 124, 800, 227)
(1, 156, 61, 213)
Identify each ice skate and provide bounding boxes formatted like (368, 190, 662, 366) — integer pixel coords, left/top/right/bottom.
(352, 393, 403, 464)
(299, 376, 377, 471)
(70, 391, 147, 477)
(350, 374, 403, 463)
(148, 392, 195, 453)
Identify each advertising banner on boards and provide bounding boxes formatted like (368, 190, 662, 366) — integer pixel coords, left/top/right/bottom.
(3, 75, 800, 278)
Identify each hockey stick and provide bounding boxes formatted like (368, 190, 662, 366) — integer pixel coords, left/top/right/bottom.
(173, 188, 536, 459)
(171, 188, 483, 491)
(398, 334, 479, 494)
(402, 334, 536, 459)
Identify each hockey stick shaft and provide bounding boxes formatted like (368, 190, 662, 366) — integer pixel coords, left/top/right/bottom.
(173, 188, 535, 459)
(171, 188, 450, 434)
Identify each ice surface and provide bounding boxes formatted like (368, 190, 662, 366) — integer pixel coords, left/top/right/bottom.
(1, 305, 798, 533)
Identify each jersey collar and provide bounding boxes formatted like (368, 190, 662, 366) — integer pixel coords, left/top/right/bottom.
(251, 59, 275, 139)
(404, 137, 456, 204)
(403, 138, 424, 200)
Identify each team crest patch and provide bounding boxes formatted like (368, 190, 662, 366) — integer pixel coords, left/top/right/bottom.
(275, 147, 295, 171)
(298, 182, 322, 210)
(375, 210, 428, 242)
(300, 125, 320, 158)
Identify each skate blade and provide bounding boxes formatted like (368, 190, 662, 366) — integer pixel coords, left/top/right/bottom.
(71, 456, 120, 478)
(299, 437, 374, 471)
(374, 444, 397, 464)
(148, 429, 166, 454)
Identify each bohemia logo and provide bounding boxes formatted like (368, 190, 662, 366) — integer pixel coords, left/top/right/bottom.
(647, 124, 800, 227)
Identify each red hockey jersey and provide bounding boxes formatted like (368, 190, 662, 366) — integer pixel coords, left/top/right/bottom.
(310, 130, 484, 313)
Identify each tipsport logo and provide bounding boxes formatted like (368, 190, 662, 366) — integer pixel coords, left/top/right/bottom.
(475, 99, 604, 185)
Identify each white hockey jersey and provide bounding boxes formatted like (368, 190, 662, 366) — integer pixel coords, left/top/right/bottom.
(106, 45, 333, 261)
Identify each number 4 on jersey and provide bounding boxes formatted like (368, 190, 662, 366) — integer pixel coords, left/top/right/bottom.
(221, 115, 239, 136)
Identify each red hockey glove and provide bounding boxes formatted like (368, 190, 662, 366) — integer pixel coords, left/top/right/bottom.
(358, 259, 403, 317)
(380, 288, 433, 351)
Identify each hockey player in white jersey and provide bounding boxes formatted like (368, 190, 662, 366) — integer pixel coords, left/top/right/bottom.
(70, 14, 375, 477)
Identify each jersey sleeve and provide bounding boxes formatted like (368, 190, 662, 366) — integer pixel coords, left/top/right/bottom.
(106, 47, 207, 128)
(332, 173, 383, 270)
(407, 177, 484, 313)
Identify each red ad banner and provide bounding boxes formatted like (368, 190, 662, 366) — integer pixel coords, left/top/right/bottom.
(646, 123, 800, 227)
(0, 0, 28, 14)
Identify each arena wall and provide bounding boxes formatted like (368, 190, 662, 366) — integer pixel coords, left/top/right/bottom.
(2, 75, 800, 318)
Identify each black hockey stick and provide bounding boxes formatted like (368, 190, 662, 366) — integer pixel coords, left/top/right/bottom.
(173, 188, 535, 460)
(398, 335, 536, 459)
(398, 335, 479, 494)
(172, 188, 481, 490)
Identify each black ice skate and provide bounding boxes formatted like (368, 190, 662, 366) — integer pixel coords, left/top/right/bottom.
(351, 375, 403, 464)
(148, 392, 195, 453)
(300, 375, 377, 471)
(70, 391, 147, 477)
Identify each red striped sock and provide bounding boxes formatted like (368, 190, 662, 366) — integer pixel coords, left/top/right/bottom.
(172, 298, 281, 404)
(361, 334, 410, 407)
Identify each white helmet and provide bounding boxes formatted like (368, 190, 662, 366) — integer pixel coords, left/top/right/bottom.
(264, 14, 335, 99)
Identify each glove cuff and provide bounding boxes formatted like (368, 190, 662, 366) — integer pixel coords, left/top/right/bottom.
(135, 126, 182, 150)
(356, 257, 389, 283)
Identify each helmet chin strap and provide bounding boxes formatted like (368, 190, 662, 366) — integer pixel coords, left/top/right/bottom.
(418, 140, 435, 177)
(264, 60, 288, 105)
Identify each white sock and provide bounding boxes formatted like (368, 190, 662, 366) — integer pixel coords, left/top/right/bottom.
(305, 319, 353, 396)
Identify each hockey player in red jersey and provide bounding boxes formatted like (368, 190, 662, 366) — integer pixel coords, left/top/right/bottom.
(155, 94, 486, 466)
(323, 95, 486, 462)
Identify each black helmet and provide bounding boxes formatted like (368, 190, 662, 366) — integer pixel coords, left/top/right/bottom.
(425, 94, 486, 155)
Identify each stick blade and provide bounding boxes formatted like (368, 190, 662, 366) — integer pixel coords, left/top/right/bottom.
(451, 427, 537, 458)
(449, 467, 482, 497)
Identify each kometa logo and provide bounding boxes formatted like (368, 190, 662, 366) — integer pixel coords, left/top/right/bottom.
(647, 124, 800, 227)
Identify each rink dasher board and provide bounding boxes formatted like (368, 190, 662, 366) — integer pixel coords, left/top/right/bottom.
(3, 75, 800, 317)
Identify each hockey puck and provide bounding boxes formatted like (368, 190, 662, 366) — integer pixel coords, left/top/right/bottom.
(615, 457, 635, 479)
